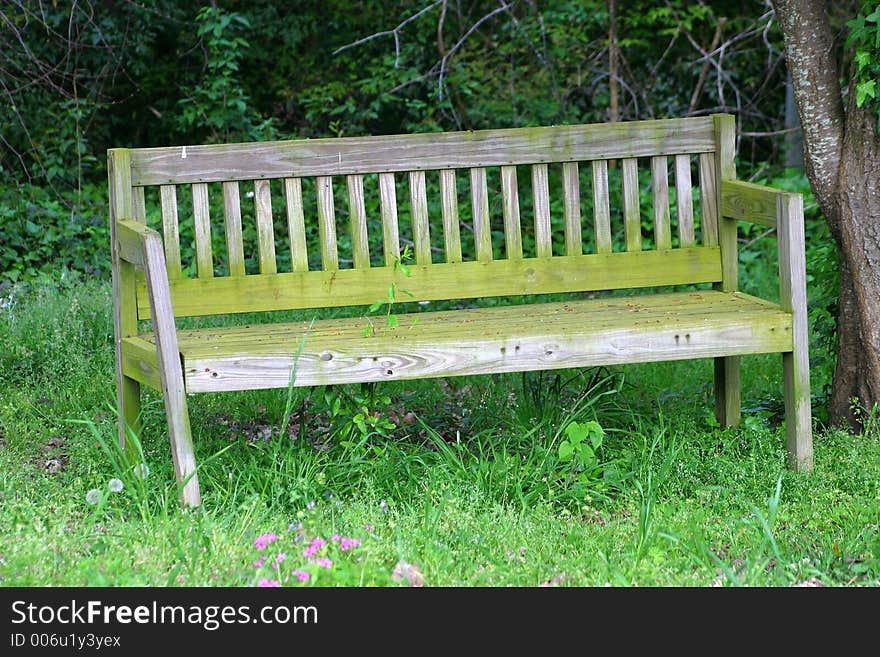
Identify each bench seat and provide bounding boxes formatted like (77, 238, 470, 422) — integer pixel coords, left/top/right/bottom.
(124, 290, 792, 394)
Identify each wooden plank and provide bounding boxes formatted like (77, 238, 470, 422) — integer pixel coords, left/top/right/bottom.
(778, 192, 813, 471)
(347, 174, 370, 269)
(177, 291, 792, 392)
(379, 173, 400, 266)
(191, 182, 213, 278)
(533, 163, 552, 257)
(622, 158, 641, 252)
(562, 162, 582, 256)
(137, 247, 723, 318)
(674, 154, 694, 247)
(140, 228, 201, 507)
(222, 182, 246, 277)
(159, 185, 182, 279)
(254, 179, 277, 275)
(130, 117, 717, 186)
(500, 166, 523, 260)
(121, 336, 162, 392)
(316, 176, 338, 270)
(409, 170, 431, 265)
(470, 167, 492, 262)
(699, 152, 719, 246)
(651, 156, 672, 250)
(117, 219, 147, 266)
(108, 148, 141, 446)
(591, 160, 612, 254)
(133, 186, 146, 222)
(439, 169, 462, 263)
(284, 178, 309, 272)
(720, 180, 781, 228)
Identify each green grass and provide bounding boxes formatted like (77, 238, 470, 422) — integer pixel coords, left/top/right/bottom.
(0, 277, 878, 587)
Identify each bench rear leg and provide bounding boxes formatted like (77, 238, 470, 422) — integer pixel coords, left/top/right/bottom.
(783, 349, 813, 471)
(118, 374, 141, 452)
(714, 356, 741, 427)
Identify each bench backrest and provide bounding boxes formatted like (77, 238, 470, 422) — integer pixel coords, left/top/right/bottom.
(109, 115, 735, 320)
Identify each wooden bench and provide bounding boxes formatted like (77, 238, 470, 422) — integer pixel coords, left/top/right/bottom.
(109, 114, 812, 507)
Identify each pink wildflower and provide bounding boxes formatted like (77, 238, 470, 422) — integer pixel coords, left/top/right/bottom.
(254, 533, 279, 550)
(257, 578, 280, 588)
(276, 552, 287, 564)
(331, 534, 341, 542)
(313, 557, 332, 569)
(292, 569, 310, 583)
(364, 524, 375, 532)
(340, 537, 362, 552)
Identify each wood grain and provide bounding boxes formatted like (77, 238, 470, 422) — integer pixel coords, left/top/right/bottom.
(379, 172, 400, 266)
(159, 185, 182, 279)
(622, 158, 641, 252)
(130, 117, 717, 185)
(316, 176, 338, 270)
(562, 162, 582, 256)
(470, 167, 492, 262)
(591, 160, 612, 254)
(223, 181, 246, 277)
(501, 165, 523, 260)
(192, 182, 213, 278)
(136, 247, 723, 318)
(347, 174, 371, 269)
(651, 156, 671, 250)
(254, 179, 277, 274)
(533, 164, 552, 257)
(284, 178, 309, 272)
(439, 169, 462, 263)
(674, 154, 694, 247)
(410, 170, 431, 265)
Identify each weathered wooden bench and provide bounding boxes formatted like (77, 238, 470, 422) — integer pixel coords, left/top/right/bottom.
(109, 114, 812, 507)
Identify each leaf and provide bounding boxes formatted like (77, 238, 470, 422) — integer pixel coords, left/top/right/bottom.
(368, 300, 384, 313)
(564, 421, 588, 446)
(386, 314, 398, 328)
(856, 79, 876, 107)
(558, 440, 574, 462)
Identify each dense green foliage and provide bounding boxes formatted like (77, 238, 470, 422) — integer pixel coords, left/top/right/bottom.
(848, 3, 880, 126)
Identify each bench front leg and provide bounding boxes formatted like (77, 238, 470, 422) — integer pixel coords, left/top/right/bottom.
(777, 194, 813, 471)
(120, 220, 202, 506)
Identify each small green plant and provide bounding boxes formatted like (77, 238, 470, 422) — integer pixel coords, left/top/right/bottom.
(558, 420, 604, 474)
(848, 6, 880, 129)
(363, 245, 414, 336)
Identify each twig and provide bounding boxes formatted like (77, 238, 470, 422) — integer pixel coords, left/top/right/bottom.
(740, 126, 801, 137)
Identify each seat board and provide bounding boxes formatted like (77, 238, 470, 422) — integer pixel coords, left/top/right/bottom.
(127, 291, 792, 393)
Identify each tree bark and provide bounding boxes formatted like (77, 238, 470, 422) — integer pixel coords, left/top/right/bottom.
(773, 0, 880, 427)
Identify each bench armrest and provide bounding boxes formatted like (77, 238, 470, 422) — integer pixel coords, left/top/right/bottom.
(115, 219, 184, 391)
(720, 180, 797, 229)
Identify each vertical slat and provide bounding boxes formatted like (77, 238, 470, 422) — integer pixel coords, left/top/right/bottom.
(347, 175, 370, 269)
(562, 162, 582, 256)
(379, 173, 400, 266)
(133, 187, 146, 223)
(470, 167, 492, 262)
(439, 169, 462, 263)
(591, 160, 612, 254)
(532, 164, 552, 258)
(699, 152, 719, 247)
(316, 176, 338, 271)
(159, 185, 182, 278)
(222, 182, 246, 277)
(622, 158, 641, 252)
(409, 170, 431, 265)
(713, 114, 740, 429)
(254, 179, 277, 275)
(675, 154, 695, 247)
(500, 166, 523, 260)
(284, 178, 309, 272)
(651, 156, 672, 250)
(191, 182, 213, 278)
(108, 149, 141, 447)
(778, 192, 813, 471)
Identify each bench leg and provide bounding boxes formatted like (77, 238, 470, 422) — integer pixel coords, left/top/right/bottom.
(118, 374, 141, 452)
(162, 381, 201, 508)
(783, 350, 813, 471)
(714, 356, 741, 427)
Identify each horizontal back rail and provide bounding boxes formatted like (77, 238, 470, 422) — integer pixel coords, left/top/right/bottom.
(128, 117, 715, 186)
(136, 246, 722, 318)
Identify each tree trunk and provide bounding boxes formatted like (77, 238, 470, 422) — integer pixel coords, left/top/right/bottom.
(773, 0, 880, 427)
(833, 98, 880, 423)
